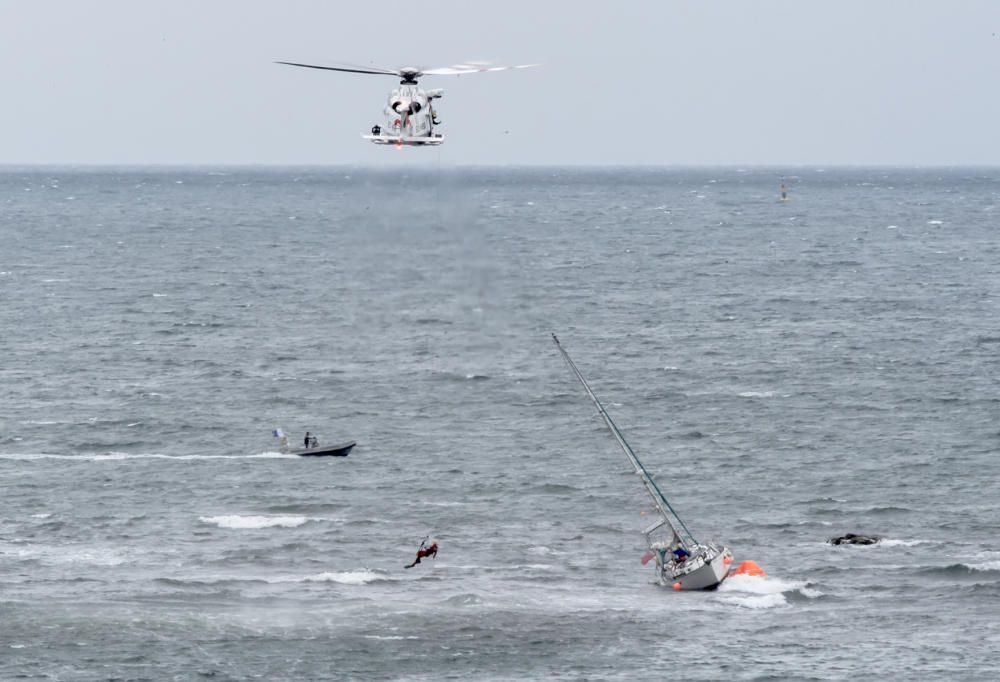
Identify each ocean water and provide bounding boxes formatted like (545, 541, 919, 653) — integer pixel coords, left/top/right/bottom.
(2, 167, 999, 681)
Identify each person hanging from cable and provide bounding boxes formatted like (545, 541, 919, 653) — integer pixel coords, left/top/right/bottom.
(404, 537, 438, 569)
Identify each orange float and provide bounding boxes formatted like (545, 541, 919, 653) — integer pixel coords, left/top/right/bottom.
(728, 560, 765, 577)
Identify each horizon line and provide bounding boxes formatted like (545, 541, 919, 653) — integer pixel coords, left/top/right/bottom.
(3, 162, 1000, 170)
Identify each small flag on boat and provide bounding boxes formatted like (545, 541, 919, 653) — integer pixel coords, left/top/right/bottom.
(272, 428, 284, 438)
(640, 551, 655, 565)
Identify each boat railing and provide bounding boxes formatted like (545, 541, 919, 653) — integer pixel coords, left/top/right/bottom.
(643, 518, 668, 536)
(645, 528, 679, 552)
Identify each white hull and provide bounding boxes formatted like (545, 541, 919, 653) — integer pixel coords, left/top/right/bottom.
(658, 544, 733, 590)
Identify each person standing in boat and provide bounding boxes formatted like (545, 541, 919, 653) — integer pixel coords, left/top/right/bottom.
(304, 432, 311, 449)
(672, 547, 690, 563)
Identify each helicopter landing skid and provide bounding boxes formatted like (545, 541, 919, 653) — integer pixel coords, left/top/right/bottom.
(363, 134, 444, 147)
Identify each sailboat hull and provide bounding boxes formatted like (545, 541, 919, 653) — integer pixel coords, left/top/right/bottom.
(662, 545, 733, 590)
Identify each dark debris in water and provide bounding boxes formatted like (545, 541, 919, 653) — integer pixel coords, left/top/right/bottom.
(829, 533, 881, 545)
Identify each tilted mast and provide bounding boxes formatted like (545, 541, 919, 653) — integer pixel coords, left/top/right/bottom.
(552, 334, 699, 547)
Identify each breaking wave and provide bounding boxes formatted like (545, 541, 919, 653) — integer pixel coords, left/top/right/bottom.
(199, 515, 315, 529)
(876, 538, 928, 548)
(296, 569, 385, 585)
(155, 569, 391, 587)
(716, 574, 821, 609)
(919, 561, 1000, 578)
(5, 543, 131, 567)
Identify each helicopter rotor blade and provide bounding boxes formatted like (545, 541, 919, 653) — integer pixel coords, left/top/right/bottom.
(275, 61, 399, 77)
(421, 63, 539, 76)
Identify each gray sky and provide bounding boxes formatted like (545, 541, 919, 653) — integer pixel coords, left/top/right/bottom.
(1, 0, 998, 165)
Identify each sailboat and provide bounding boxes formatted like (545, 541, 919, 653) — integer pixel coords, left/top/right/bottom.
(779, 179, 790, 203)
(552, 334, 734, 590)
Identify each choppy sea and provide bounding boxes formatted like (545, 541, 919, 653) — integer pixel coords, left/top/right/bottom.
(2, 167, 999, 680)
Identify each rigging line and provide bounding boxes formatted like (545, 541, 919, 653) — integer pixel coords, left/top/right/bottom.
(552, 334, 699, 545)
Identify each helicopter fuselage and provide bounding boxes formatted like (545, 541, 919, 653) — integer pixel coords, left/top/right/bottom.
(364, 83, 444, 146)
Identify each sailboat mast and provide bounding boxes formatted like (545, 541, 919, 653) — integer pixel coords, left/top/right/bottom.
(552, 334, 699, 546)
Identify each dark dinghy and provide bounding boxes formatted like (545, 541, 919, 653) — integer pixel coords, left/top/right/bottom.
(290, 441, 356, 458)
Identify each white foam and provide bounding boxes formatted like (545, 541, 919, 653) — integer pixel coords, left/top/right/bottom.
(927, 220, 943, 225)
(718, 592, 788, 609)
(721, 574, 801, 595)
(0, 452, 294, 461)
(738, 391, 775, 398)
(877, 538, 927, 547)
(526, 545, 563, 556)
(86, 453, 131, 461)
(716, 573, 819, 609)
(8, 544, 129, 567)
(30, 513, 52, 519)
(200, 515, 313, 529)
(967, 560, 1000, 572)
(302, 570, 382, 585)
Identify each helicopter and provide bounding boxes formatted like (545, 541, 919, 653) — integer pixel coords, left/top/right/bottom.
(275, 60, 536, 147)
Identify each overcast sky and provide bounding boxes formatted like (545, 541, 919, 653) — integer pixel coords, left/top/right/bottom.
(1, 1, 998, 165)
